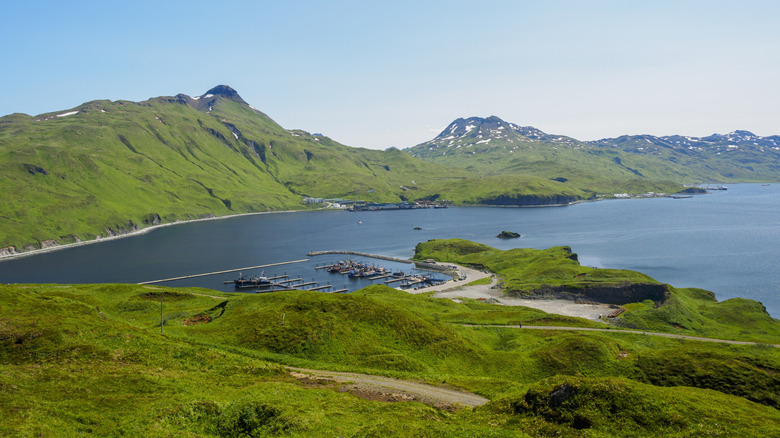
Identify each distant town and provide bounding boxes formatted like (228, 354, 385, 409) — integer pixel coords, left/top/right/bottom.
(303, 197, 451, 211)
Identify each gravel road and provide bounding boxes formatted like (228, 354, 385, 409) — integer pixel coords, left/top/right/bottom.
(287, 367, 488, 409)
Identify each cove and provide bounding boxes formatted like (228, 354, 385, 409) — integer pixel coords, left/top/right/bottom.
(0, 184, 777, 317)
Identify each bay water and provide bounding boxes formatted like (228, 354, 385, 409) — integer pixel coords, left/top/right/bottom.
(1, 184, 777, 317)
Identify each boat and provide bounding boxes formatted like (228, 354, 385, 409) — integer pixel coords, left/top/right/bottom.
(234, 272, 271, 289)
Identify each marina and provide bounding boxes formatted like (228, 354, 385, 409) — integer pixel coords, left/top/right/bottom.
(315, 258, 450, 290)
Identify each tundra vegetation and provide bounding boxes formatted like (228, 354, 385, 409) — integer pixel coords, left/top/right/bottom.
(2, 240, 778, 436)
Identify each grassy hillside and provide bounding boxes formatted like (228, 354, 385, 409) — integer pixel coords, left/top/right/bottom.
(2, 283, 778, 436)
(588, 132, 780, 183)
(406, 116, 780, 189)
(0, 87, 463, 252)
(405, 116, 688, 195)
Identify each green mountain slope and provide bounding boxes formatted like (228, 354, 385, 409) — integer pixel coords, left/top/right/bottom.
(0, 86, 462, 252)
(588, 130, 780, 182)
(406, 115, 779, 188)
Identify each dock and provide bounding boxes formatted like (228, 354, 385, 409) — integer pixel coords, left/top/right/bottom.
(296, 281, 317, 288)
(384, 276, 411, 284)
(138, 259, 309, 285)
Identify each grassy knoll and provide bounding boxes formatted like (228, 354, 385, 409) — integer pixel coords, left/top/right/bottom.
(413, 238, 780, 343)
(413, 239, 657, 295)
(2, 282, 779, 436)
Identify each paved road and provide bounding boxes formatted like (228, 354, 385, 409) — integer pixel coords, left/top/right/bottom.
(463, 324, 780, 347)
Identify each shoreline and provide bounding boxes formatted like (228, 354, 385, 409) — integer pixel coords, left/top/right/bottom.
(406, 266, 613, 322)
(0, 198, 598, 263)
(0, 208, 319, 263)
(0, 191, 714, 263)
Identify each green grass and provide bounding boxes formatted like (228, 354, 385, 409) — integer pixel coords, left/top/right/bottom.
(413, 239, 657, 294)
(2, 282, 779, 436)
(486, 375, 780, 437)
(413, 239, 780, 343)
(465, 276, 493, 286)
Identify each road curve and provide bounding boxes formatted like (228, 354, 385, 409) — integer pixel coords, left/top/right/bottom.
(462, 324, 780, 347)
(286, 366, 488, 408)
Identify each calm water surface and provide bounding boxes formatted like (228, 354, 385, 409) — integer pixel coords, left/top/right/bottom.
(1, 184, 778, 317)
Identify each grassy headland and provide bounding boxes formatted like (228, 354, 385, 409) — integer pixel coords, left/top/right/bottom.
(413, 238, 780, 343)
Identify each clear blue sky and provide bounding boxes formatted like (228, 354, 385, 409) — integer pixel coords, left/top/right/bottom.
(3, 0, 779, 149)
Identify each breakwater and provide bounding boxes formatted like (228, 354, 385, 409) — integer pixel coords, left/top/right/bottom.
(307, 250, 454, 274)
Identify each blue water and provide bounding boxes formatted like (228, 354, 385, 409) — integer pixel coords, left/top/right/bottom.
(1, 184, 778, 317)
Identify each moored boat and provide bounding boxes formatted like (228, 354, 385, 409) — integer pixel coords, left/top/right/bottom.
(234, 272, 271, 289)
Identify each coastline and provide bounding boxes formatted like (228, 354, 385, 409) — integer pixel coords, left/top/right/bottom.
(0, 208, 316, 263)
(0, 191, 708, 263)
(0, 198, 596, 263)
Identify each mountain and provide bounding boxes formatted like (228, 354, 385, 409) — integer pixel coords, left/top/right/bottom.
(587, 130, 780, 181)
(0, 86, 461, 252)
(406, 116, 780, 185)
(406, 116, 684, 194)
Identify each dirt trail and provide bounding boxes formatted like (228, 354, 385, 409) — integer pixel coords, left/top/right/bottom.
(286, 367, 488, 409)
(465, 324, 780, 347)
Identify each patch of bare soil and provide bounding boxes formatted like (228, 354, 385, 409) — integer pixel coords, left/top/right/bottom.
(287, 368, 487, 410)
(183, 314, 211, 326)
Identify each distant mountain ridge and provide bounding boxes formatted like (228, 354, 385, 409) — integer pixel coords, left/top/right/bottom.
(406, 115, 780, 183)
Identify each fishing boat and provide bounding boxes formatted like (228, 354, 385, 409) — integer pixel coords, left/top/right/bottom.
(234, 272, 271, 289)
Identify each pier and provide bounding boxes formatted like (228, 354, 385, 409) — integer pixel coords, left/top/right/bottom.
(307, 250, 455, 274)
(138, 259, 309, 285)
(384, 276, 411, 284)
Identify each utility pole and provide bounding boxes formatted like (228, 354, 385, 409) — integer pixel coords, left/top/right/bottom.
(160, 297, 164, 334)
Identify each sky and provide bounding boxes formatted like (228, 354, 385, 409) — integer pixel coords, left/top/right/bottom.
(2, 0, 779, 149)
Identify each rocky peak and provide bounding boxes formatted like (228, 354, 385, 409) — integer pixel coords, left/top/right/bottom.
(200, 85, 247, 104)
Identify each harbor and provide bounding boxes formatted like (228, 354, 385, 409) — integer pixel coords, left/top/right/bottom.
(313, 257, 452, 290)
(230, 272, 348, 293)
